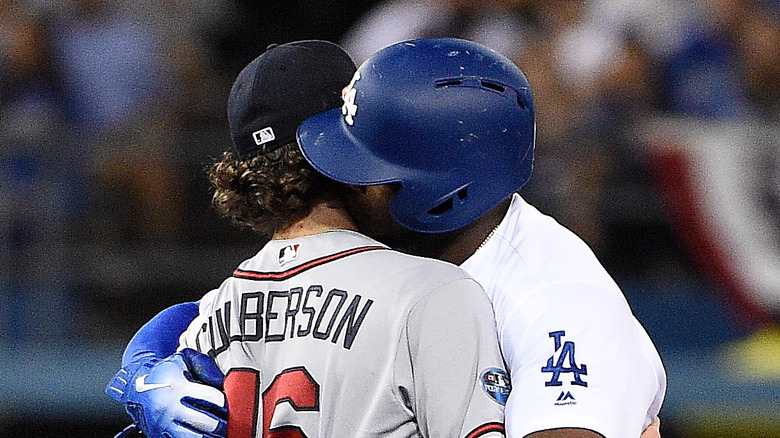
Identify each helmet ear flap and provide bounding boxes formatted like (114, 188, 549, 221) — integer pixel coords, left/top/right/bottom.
(389, 180, 473, 232)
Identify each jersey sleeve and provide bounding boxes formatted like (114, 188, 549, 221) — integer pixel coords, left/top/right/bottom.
(122, 301, 200, 365)
(500, 282, 666, 437)
(400, 277, 508, 438)
(178, 289, 220, 352)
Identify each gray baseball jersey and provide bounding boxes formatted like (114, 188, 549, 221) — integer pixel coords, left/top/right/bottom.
(179, 230, 508, 438)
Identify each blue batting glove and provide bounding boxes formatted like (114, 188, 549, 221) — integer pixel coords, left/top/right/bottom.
(106, 349, 227, 438)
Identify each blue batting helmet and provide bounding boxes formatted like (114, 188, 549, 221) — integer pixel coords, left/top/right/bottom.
(297, 37, 535, 233)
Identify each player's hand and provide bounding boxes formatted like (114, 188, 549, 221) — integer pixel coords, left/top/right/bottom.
(640, 417, 661, 438)
(106, 348, 227, 438)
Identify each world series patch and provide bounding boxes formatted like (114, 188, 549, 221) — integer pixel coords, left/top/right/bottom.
(480, 367, 511, 405)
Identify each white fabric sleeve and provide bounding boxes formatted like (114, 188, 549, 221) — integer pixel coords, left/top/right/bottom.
(501, 282, 666, 438)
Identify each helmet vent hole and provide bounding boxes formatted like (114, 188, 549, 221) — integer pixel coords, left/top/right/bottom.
(428, 198, 453, 216)
(427, 188, 468, 217)
(481, 81, 505, 93)
(435, 79, 463, 87)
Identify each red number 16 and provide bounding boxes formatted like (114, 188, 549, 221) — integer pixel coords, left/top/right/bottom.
(224, 367, 320, 438)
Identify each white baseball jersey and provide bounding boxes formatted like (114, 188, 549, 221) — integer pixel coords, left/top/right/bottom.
(461, 194, 666, 437)
(179, 230, 508, 438)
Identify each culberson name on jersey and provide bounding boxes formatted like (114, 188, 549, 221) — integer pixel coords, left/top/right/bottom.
(193, 285, 374, 358)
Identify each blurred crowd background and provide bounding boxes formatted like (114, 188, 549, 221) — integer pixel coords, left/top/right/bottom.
(1, 0, 778, 436)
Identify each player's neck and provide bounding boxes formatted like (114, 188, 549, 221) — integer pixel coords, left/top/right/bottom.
(435, 198, 510, 265)
(272, 201, 358, 240)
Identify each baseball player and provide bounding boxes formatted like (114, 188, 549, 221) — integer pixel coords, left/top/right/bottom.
(105, 40, 508, 438)
(107, 38, 665, 437)
(295, 38, 666, 438)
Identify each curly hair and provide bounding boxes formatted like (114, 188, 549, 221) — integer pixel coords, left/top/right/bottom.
(209, 143, 344, 237)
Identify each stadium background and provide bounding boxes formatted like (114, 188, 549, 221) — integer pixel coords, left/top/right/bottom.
(1, 0, 778, 436)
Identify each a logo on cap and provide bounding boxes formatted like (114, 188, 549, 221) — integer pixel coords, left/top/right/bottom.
(342, 71, 360, 126)
(253, 127, 275, 145)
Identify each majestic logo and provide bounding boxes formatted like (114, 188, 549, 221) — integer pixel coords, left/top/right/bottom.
(541, 331, 588, 387)
(557, 391, 575, 401)
(480, 367, 511, 405)
(252, 127, 275, 145)
(341, 71, 360, 125)
(554, 391, 576, 406)
(279, 244, 300, 266)
(135, 374, 171, 393)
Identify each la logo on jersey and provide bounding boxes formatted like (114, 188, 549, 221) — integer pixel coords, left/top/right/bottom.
(341, 71, 360, 125)
(541, 330, 588, 388)
(279, 244, 300, 266)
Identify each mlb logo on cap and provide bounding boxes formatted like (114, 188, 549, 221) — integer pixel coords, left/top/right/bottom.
(226, 40, 357, 159)
(253, 127, 275, 145)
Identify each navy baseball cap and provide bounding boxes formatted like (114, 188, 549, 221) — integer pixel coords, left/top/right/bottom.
(227, 40, 356, 159)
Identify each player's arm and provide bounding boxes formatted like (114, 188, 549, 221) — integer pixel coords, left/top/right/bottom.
(524, 418, 660, 438)
(525, 429, 602, 437)
(403, 278, 507, 437)
(121, 301, 199, 364)
(501, 283, 665, 438)
(106, 301, 228, 438)
(641, 417, 661, 438)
